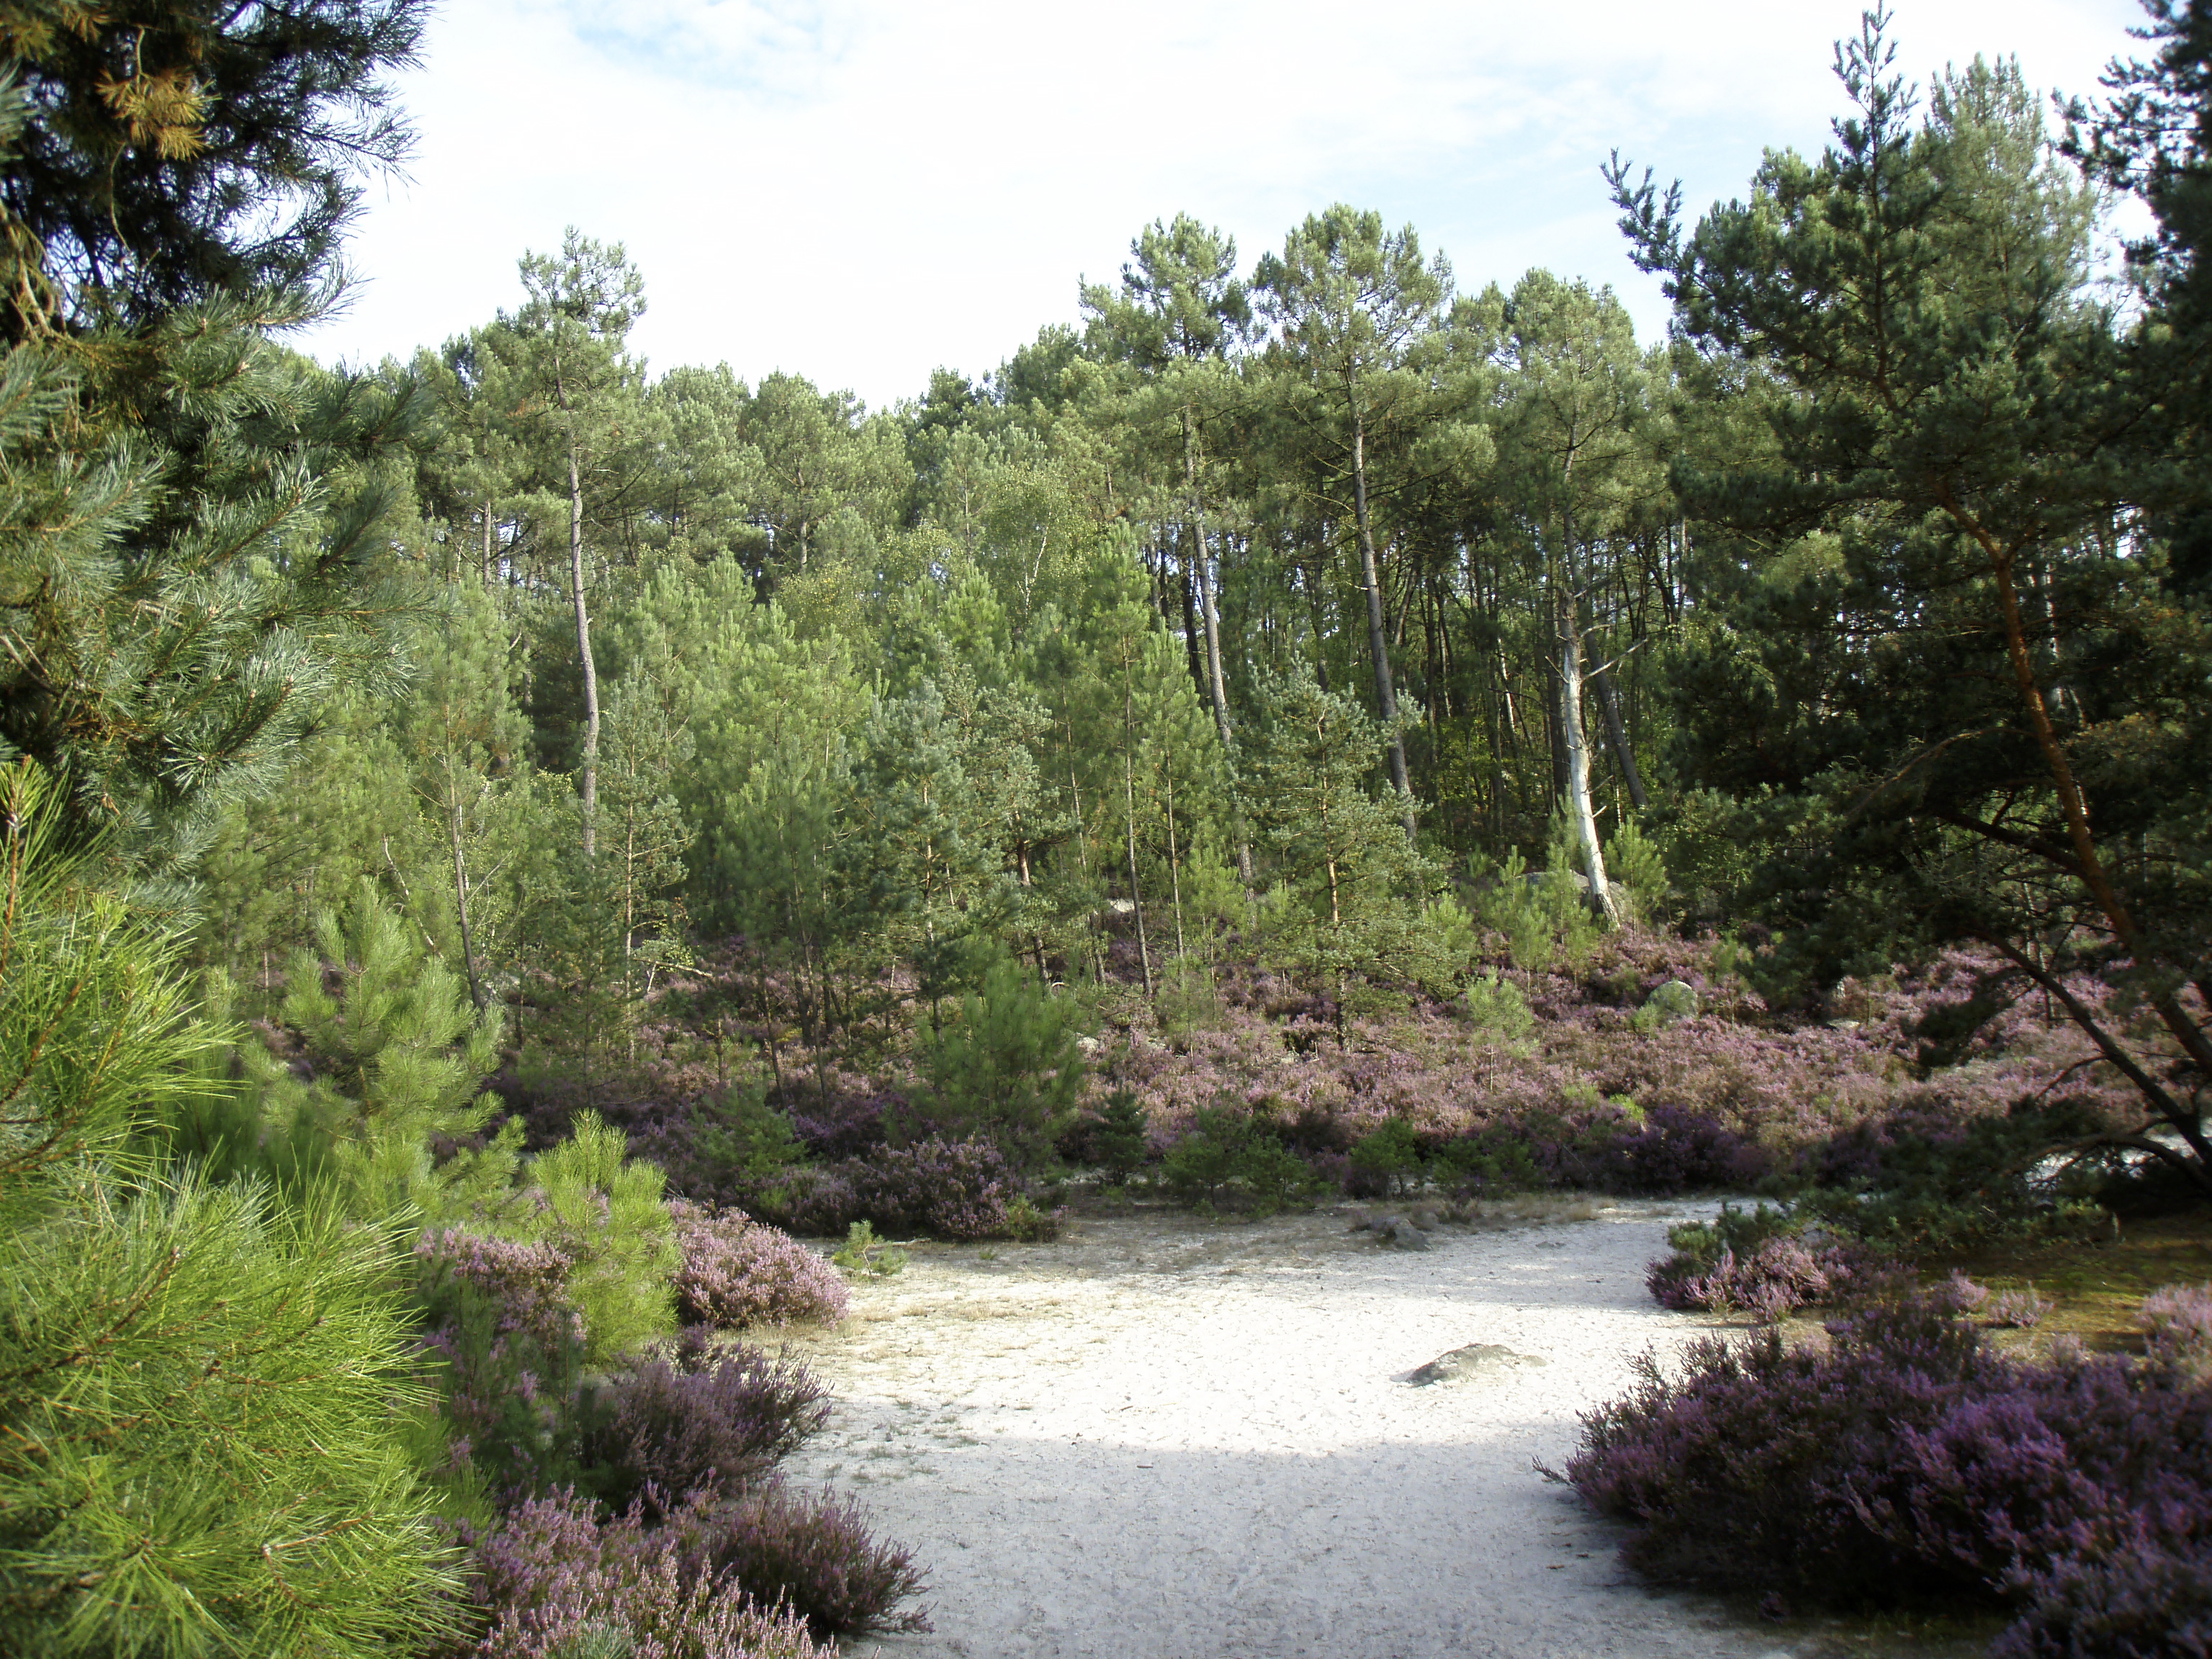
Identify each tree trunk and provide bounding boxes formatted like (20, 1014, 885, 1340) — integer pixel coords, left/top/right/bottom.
(1591, 659, 1649, 809)
(565, 419, 600, 860)
(1183, 411, 1254, 886)
(446, 767, 488, 1014)
(1349, 411, 1416, 842)
(1556, 508, 1619, 927)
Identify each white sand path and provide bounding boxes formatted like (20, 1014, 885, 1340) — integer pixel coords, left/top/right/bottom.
(777, 1200, 1969, 1659)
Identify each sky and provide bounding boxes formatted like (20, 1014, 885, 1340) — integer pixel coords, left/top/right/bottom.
(296, 0, 2155, 409)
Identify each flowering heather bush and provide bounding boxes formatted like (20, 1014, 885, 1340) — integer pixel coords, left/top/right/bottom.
(746, 1138, 1017, 1241)
(1567, 1288, 2212, 1649)
(1646, 1233, 1867, 1321)
(665, 1481, 932, 1642)
(667, 1202, 848, 1330)
(1588, 1103, 1770, 1195)
(580, 1329, 830, 1518)
(1991, 1540, 2212, 1658)
(415, 1229, 590, 1501)
(454, 1489, 831, 1659)
(2141, 1282, 2212, 1379)
(1985, 1286, 2053, 1330)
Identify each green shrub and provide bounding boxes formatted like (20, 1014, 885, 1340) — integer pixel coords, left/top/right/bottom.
(909, 957, 1087, 1167)
(1163, 1107, 1320, 1213)
(1434, 1127, 1545, 1192)
(1088, 1089, 1151, 1183)
(514, 1112, 678, 1364)
(1349, 1120, 1425, 1196)
(0, 763, 461, 1656)
(831, 1220, 907, 1277)
(1460, 971, 1536, 1040)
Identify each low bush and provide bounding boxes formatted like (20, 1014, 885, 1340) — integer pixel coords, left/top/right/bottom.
(417, 1228, 591, 1501)
(1161, 1106, 1322, 1213)
(580, 1329, 831, 1518)
(1588, 1103, 1768, 1195)
(668, 1202, 848, 1329)
(456, 1488, 832, 1659)
(1567, 1287, 2212, 1650)
(667, 1481, 932, 1642)
(830, 1220, 907, 1277)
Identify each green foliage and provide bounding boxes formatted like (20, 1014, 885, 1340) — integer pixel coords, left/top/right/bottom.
(909, 956, 1087, 1167)
(1605, 814, 1668, 917)
(1161, 1106, 1318, 1214)
(693, 1071, 805, 1189)
(1088, 1089, 1152, 1183)
(1460, 971, 1536, 1040)
(1433, 1127, 1545, 1192)
(0, 765, 459, 1658)
(514, 1112, 678, 1364)
(831, 1220, 907, 1277)
(1349, 1120, 1426, 1196)
(233, 878, 520, 1224)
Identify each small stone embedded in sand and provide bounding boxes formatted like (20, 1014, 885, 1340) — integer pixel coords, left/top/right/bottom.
(1405, 1343, 1547, 1385)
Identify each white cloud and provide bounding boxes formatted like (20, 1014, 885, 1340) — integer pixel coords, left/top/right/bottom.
(302, 0, 2151, 406)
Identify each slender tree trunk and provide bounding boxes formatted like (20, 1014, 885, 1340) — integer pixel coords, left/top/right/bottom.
(1164, 770, 1187, 961)
(1123, 721, 1153, 999)
(1349, 410, 1416, 842)
(1183, 411, 1255, 886)
(1938, 490, 2212, 1075)
(1555, 508, 1619, 927)
(1591, 659, 1649, 810)
(446, 764, 488, 1014)
(565, 422, 600, 860)
(481, 493, 495, 584)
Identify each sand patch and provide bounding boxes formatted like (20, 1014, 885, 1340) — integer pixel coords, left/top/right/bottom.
(776, 1200, 1981, 1659)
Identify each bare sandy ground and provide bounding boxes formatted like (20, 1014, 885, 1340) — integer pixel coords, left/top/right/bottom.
(777, 1200, 1979, 1659)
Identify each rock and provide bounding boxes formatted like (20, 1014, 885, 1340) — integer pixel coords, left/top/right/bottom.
(1640, 979, 1699, 1025)
(1389, 1220, 1431, 1251)
(1075, 1035, 1104, 1055)
(1408, 1209, 1436, 1231)
(1405, 1344, 1547, 1385)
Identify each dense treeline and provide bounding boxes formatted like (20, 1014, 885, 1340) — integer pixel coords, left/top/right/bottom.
(3, 0, 2211, 1651)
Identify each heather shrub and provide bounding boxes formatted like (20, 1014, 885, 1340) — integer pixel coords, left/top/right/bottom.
(846, 1137, 1016, 1239)
(579, 1329, 830, 1518)
(1986, 1285, 2052, 1329)
(667, 1481, 932, 1641)
(417, 1228, 592, 1501)
(1568, 1287, 2212, 1649)
(2141, 1282, 2212, 1379)
(1992, 1541, 2212, 1658)
(1589, 1103, 1767, 1195)
(667, 1202, 848, 1330)
(457, 1489, 832, 1659)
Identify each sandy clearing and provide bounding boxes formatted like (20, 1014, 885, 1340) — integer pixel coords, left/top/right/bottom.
(775, 1200, 1966, 1659)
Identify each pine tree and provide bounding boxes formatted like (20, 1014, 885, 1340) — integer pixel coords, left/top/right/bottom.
(0, 764, 461, 1657)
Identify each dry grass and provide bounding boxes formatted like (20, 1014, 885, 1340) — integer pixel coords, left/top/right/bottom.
(1920, 1205, 2212, 1352)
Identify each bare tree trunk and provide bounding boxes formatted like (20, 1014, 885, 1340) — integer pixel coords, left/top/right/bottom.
(1183, 411, 1254, 886)
(446, 768, 488, 1013)
(1349, 410, 1416, 842)
(565, 423, 600, 859)
(1556, 508, 1619, 927)
(1591, 659, 1649, 810)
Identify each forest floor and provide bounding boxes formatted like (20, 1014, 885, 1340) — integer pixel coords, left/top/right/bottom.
(776, 1197, 1998, 1659)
